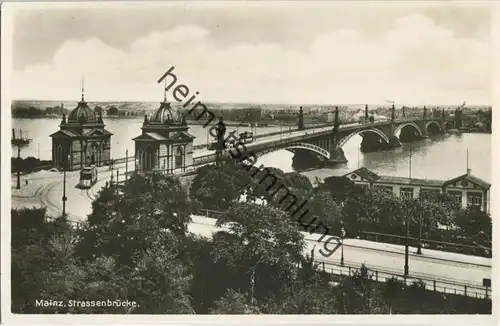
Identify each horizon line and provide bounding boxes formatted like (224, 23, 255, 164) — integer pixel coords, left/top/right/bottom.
(11, 98, 492, 108)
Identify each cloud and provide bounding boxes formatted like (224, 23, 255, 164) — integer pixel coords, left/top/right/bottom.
(12, 14, 490, 105)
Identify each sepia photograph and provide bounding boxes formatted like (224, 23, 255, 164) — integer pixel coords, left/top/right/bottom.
(1, 1, 497, 323)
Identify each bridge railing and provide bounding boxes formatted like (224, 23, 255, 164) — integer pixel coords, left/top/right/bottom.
(103, 117, 445, 170)
(315, 259, 491, 299)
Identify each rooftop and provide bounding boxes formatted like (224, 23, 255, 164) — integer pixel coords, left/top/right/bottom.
(343, 168, 490, 190)
(375, 175, 444, 187)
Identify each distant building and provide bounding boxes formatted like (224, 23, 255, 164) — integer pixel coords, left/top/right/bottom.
(133, 93, 195, 174)
(344, 167, 491, 212)
(49, 90, 112, 170)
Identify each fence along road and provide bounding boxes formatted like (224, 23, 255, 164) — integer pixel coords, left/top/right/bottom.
(189, 214, 492, 299)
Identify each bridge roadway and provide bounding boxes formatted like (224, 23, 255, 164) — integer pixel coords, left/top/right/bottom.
(191, 119, 411, 164)
(11, 167, 491, 298)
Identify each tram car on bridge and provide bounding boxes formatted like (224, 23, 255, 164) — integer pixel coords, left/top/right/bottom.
(79, 165, 98, 189)
(238, 131, 254, 144)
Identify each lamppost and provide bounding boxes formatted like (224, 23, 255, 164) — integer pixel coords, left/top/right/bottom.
(125, 149, 128, 180)
(416, 210, 423, 255)
(340, 225, 346, 266)
(110, 158, 114, 185)
(404, 205, 415, 277)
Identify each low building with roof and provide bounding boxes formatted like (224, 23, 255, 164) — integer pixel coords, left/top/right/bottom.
(133, 92, 195, 174)
(343, 167, 491, 212)
(49, 88, 112, 170)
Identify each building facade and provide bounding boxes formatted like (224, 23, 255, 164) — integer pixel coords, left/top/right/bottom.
(344, 167, 491, 213)
(133, 95, 195, 174)
(49, 92, 112, 171)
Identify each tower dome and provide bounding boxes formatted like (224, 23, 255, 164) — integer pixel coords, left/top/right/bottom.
(67, 80, 97, 124)
(67, 100, 97, 123)
(150, 92, 183, 124)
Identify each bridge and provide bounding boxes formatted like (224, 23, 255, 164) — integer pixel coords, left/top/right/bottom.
(192, 106, 451, 167)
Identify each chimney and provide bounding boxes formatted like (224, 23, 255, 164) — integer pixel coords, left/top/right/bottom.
(467, 169, 471, 175)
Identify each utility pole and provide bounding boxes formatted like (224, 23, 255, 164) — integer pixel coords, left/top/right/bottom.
(125, 149, 128, 180)
(62, 159, 67, 217)
(404, 210, 410, 276)
(15, 142, 21, 189)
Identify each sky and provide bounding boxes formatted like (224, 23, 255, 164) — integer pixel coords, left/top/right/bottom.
(9, 1, 493, 105)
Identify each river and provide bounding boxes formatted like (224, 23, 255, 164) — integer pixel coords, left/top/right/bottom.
(12, 118, 492, 183)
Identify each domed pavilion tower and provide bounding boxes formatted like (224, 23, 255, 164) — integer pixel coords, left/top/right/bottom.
(133, 91, 195, 174)
(49, 86, 112, 170)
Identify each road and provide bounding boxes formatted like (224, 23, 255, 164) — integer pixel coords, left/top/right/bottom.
(188, 215, 491, 296)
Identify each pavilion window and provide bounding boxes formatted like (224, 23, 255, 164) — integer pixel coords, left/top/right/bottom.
(447, 190, 462, 205)
(400, 187, 414, 199)
(467, 192, 482, 207)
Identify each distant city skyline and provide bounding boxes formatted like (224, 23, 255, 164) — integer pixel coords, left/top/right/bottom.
(9, 2, 492, 105)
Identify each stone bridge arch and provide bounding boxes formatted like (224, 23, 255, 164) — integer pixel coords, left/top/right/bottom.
(256, 142, 330, 160)
(338, 128, 390, 148)
(425, 120, 442, 133)
(393, 122, 423, 137)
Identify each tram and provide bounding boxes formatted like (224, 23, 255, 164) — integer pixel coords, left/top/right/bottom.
(79, 165, 98, 189)
(238, 131, 254, 144)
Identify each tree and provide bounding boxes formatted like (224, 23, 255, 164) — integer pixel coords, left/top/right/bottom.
(212, 203, 305, 303)
(284, 172, 313, 192)
(106, 106, 119, 116)
(319, 176, 364, 202)
(334, 264, 390, 314)
(128, 233, 194, 314)
(210, 289, 260, 314)
(183, 234, 239, 313)
(11, 208, 129, 313)
(263, 249, 337, 314)
(189, 163, 250, 211)
(94, 106, 103, 115)
(342, 188, 404, 236)
(455, 206, 492, 245)
(76, 173, 192, 265)
(307, 191, 343, 234)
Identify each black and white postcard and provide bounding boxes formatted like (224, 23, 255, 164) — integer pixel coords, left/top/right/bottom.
(1, 1, 498, 324)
